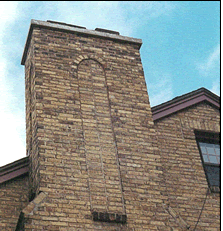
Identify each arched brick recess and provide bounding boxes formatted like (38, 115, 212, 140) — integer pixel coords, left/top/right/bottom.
(76, 58, 125, 215)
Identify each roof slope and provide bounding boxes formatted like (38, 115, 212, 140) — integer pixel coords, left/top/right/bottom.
(152, 87, 220, 121)
(0, 157, 29, 184)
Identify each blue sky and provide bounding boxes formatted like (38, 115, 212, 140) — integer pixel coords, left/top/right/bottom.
(0, 1, 220, 166)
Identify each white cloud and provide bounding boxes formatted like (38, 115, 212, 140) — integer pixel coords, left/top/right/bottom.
(197, 44, 220, 77)
(0, 1, 26, 166)
(196, 45, 220, 96)
(0, 56, 26, 167)
(147, 71, 174, 107)
(121, 1, 176, 18)
(210, 79, 220, 96)
(0, 1, 18, 26)
(52, 1, 133, 36)
(23, 1, 176, 37)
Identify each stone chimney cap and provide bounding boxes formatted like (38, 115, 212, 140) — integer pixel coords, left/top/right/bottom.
(21, 19, 142, 65)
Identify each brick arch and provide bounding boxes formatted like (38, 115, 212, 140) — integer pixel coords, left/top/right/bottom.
(71, 55, 107, 75)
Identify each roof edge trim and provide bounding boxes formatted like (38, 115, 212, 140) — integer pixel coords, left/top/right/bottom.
(0, 157, 29, 184)
(152, 88, 220, 121)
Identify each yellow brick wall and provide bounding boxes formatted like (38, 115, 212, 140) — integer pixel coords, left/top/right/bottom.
(0, 175, 29, 231)
(154, 102, 220, 231)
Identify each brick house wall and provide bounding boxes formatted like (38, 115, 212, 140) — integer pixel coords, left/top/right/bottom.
(154, 102, 220, 230)
(0, 20, 220, 230)
(0, 174, 28, 230)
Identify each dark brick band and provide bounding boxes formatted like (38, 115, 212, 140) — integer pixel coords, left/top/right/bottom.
(92, 211, 127, 224)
